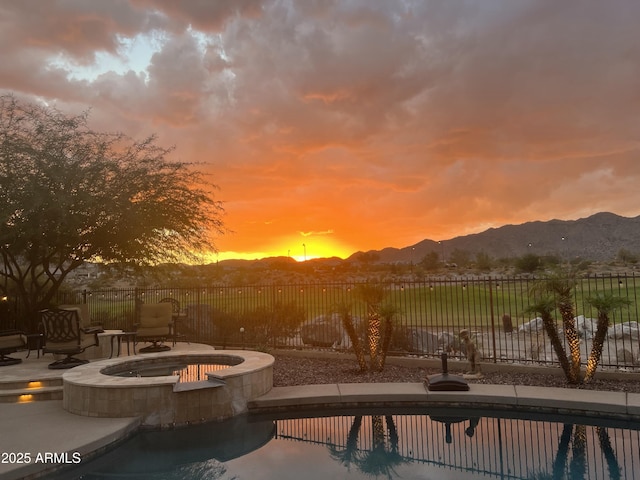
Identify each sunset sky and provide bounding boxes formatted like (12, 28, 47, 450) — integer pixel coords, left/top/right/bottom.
(1, 1, 639, 261)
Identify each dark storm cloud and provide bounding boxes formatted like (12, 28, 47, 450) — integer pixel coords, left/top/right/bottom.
(2, 0, 639, 257)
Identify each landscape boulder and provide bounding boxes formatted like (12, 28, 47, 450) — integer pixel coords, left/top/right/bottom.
(438, 331, 462, 354)
(518, 317, 544, 333)
(574, 315, 597, 339)
(300, 313, 343, 347)
(608, 321, 640, 340)
(404, 328, 439, 354)
(616, 348, 636, 366)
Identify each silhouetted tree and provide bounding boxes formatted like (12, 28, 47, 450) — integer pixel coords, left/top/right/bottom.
(0, 94, 224, 331)
(516, 253, 542, 273)
(448, 248, 471, 267)
(616, 248, 638, 265)
(475, 251, 493, 272)
(419, 251, 440, 271)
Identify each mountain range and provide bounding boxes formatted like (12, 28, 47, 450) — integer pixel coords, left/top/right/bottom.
(349, 212, 640, 264)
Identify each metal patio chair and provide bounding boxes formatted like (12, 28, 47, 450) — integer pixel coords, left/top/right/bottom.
(40, 308, 100, 369)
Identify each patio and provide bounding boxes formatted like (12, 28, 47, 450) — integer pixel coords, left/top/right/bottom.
(1, 344, 640, 479)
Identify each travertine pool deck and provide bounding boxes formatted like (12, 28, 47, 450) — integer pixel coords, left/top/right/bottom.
(1, 346, 640, 479)
(248, 382, 640, 419)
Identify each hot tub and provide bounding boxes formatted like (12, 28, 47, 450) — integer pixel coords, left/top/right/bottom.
(62, 348, 274, 427)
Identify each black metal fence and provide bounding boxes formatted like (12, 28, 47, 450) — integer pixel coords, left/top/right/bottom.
(49, 274, 640, 371)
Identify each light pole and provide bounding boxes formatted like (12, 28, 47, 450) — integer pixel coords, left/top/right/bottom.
(302, 243, 306, 261)
(411, 247, 415, 273)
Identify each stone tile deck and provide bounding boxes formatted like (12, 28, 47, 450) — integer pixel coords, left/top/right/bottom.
(2, 346, 640, 479)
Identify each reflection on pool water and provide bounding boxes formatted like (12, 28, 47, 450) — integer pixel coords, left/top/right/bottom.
(48, 408, 640, 479)
(110, 363, 231, 382)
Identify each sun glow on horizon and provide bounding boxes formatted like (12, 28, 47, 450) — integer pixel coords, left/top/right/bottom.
(211, 236, 354, 263)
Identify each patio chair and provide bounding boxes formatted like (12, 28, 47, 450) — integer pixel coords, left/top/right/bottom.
(0, 330, 27, 366)
(135, 303, 174, 353)
(58, 304, 103, 331)
(40, 308, 100, 369)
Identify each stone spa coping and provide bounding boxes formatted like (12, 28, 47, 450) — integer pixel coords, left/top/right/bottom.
(61, 350, 275, 427)
(63, 350, 274, 391)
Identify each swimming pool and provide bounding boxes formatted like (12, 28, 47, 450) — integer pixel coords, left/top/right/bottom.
(46, 407, 640, 479)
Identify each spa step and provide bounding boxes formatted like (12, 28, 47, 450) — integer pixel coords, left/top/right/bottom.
(0, 385, 63, 403)
(0, 378, 63, 391)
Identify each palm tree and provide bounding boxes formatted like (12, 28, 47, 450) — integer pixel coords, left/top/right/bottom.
(357, 415, 404, 479)
(533, 269, 581, 383)
(335, 302, 368, 372)
(569, 424, 587, 479)
(529, 269, 632, 385)
(526, 298, 576, 384)
(366, 302, 383, 372)
(597, 427, 622, 480)
(378, 304, 399, 371)
(336, 283, 398, 373)
(542, 270, 582, 382)
(356, 283, 387, 372)
(329, 415, 363, 470)
(552, 424, 573, 479)
(533, 423, 621, 480)
(584, 293, 630, 383)
(328, 415, 405, 479)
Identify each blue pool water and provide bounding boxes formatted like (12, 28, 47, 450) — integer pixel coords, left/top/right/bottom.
(48, 408, 640, 479)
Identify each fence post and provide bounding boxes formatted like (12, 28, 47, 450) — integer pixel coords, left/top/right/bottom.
(488, 278, 497, 363)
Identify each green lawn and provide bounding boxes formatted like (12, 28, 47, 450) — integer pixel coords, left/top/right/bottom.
(75, 276, 640, 334)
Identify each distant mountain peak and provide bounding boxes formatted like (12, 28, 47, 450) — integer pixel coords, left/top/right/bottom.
(349, 212, 640, 264)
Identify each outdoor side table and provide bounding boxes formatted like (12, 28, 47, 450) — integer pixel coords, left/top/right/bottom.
(115, 332, 137, 356)
(101, 331, 137, 357)
(96, 330, 128, 358)
(171, 312, 188, 345)
(25, 333, 44, 358)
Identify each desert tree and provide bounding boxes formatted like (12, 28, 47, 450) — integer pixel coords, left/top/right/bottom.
(474, 251, 493, 272)
(0, 94, 224, 331)
(516, 253, 542, 274)
(419, 251, 439, 271)
(616, 248, 638, 265)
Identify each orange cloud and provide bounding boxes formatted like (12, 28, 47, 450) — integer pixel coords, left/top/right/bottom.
(2, 1, 640, 260)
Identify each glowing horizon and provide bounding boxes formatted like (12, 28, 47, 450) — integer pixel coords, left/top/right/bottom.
(213, 234, 356, 262)
(2, 1, 639, 258)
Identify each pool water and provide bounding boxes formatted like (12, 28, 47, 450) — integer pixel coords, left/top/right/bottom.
(47, 408, 640, 479)
(111, 362, 231, 382)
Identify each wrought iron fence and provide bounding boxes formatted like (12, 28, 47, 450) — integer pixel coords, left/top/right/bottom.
(48, 274, 640, 371)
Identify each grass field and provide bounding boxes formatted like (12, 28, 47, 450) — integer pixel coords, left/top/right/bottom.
(70, 275, 640, 335)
